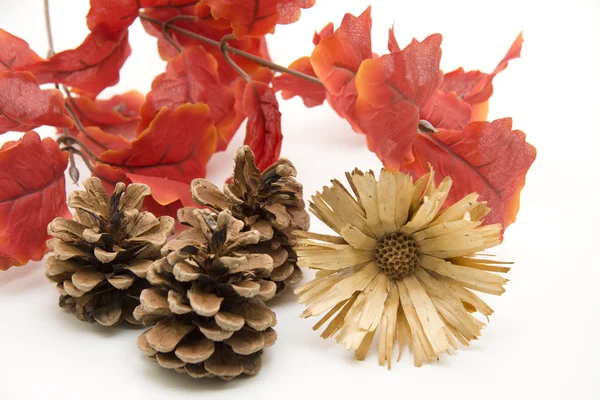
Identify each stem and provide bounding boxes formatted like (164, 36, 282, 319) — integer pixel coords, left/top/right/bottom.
(220, 34, 251, 82)
(138, 13, 323, 86)
(43, 0, 55, 57)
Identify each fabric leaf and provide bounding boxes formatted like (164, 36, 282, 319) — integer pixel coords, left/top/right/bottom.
(407, 118, 536, 229)
(204, 0, 315, 38)
(29, 29, 131, 96)
(419, 90, 472, 131)
(139, 46, 241, 150)
(310, 7, 372, 131)
(240, 81, 282, 171)
(441, 32, 524, 106)
(67, 91, 143, 136)
(0, 71, 73, 134)
(272, 57, 326, 107)
(0, 131, 70, 270)
(0, 29, 43, 72)
(354, 34, 443, 170)
(94, 103, 217, 185)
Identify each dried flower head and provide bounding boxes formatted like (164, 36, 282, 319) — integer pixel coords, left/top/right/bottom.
(294, 168, 510, 367)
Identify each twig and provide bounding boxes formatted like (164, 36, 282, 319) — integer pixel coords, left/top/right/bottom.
(161, 16, 184, 53)
(220, 34, 251, 82)
(43, 0, 55, 57)
(138, 13, 323, 86)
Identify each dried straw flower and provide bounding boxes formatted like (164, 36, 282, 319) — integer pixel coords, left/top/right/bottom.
(294, 168, 510, 367)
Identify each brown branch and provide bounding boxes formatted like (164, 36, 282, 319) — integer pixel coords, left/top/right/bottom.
(138, 13, 323, 86)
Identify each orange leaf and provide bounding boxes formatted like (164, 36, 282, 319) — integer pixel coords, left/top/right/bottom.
(139, 46, 241, 150)
(0, 131, 70, 270)
(94, 103, 217, 185)
(0, 71, 73, 134)
(126, 173, 197, 219)
(272, 57, 325, 107)
(407, 118, 536, 229)
(29, 29, 131, 96)
(71, 126, 132, 157)
(419, 90, 472, 131)
(388, 25, 401, 53)
(67, 91, 143, 136)
(310, 7, 372, 132)
(355, 34, 443, 170)
(442, 33, 524, 107)
(312, 23, 333, 46)
(87, 0, 196, 37)
(204, 0, 315, 38)
(0, 29, 43, 72)
(240, 81, 282, 171)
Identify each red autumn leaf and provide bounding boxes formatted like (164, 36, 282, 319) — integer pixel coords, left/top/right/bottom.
(67, 91, 143, 136)
(354, 34, 443, 170)
(388, 25, 401, 53)
(239, 81, 282, 171)
(87, 0, 197, 37)
(138, 46, 241, 150)
(312, 23, 333, 46)
(29, 29, 131, 96)
(310, 7, 372, 132)
(126, 172, 197, 219)
(0, 71, 73, 134)
(419, 90, 472, 131)
(272, 56, 326, 107)
(0, 29, 43, 72)
(441, 32, 524, 106)
(94, 103, 217, 185)
(141, 5, 272, 85)
(69, 126, 132, 157)
(204, 0, 315, 38)
(407, 118, 536, 229)
(0, 131, 70, 270)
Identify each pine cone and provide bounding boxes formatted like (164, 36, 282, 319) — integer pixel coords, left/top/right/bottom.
(45, 178, 175, 326)
(135, 208, 277, 380)
(191, 146, 309, 294)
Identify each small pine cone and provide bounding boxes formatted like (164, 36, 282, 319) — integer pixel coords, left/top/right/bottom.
(191, 146, 309, 294)
(135, 208, 278, 380)
(45, 178, 175, 326)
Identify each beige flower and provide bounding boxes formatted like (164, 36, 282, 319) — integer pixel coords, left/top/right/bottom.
(294, 168, 510, 367)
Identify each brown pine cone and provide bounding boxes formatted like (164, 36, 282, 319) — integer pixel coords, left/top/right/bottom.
(191, 146, 309, 294)
(45, 178, 175, 326)
(135, 208, 277, 380)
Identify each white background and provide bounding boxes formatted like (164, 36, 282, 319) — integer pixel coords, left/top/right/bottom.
(1, 0, 599, 399)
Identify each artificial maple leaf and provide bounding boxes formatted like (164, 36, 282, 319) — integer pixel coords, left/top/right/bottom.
(312, 23, 333, 46)
(310, 7, 372, 132)
(0, 29, 43, 72)
(126, 172, 197, 220)
(407, 118, 536, 229)
(0, 131, 70, 270)
(388, 25, 401, 53)
(138, 45, 241, 150)
(354, 34, 443, 170)
(0, 71, 73, 134)
(94, 102, 217, 186)
(87, 0, 198, 37)
(441, 33, 524, 111)
(238, 80, 282, 171)
(141, 5, 272, 84)
(69, 126, 132, 157)
(419, 33, 524, 130)
(67, 91, 143, 136)
(419, 90, 472, 131)
(29, 29, 131, 96)
(204, 0, 315, 38)
(272, 56, 325, 107)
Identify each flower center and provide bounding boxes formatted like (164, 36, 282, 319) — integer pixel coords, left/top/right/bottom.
(373, 232, 421, 280)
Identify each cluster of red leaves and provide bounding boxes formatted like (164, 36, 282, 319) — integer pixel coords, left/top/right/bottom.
(272, 7, 536, 230)
(0, 0, 314, 270)
(0, 2, 535, 271)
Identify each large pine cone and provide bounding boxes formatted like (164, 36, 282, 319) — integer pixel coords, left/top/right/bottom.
(135, 208, 277, 380)
(45, 178, 175, 326)
(191, 146, 309, 294)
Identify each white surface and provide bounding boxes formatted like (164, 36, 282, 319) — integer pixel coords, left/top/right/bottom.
(1, 0, 599, 399)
